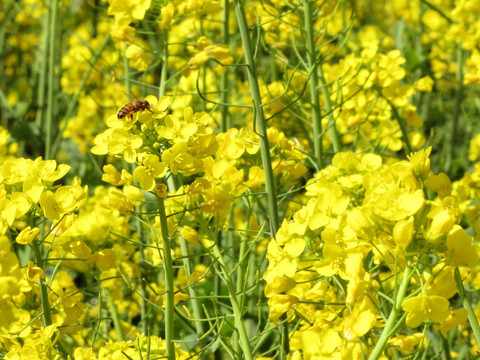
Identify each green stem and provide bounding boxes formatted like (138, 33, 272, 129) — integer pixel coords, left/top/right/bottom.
(51, 34, 110, 158)
(179, 237, 205, 337)
(368, 264, 413, 360)
(106, 288, 124, 341)
(32, 240, 52, 326)
(124, 43, 131, 94)
(442, 335, 452, 360)
(454, 267, 480, 348)
(419, 0, 454, 23)
(159, 30, 168, 98)
(45, 0, 59, 160)
(303, 0, 324, 170)
(383, 95, 412, 155)
(212, 243, 253, 360)
(35, 0, 50, 134)
(157, 198, 175, 359)
(318, 64, 341, 154)
(221, 0, 231, 131)
(233, 206, 253, 355)
(234, 0, 279, 238)
(445, 46, 464, 175)
(135, 206, 148, 335)
(304, 0, 341, 157)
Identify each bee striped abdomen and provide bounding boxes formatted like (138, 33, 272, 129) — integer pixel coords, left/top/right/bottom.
(118, 103, 135, 119)
(117, 97, 154, 120)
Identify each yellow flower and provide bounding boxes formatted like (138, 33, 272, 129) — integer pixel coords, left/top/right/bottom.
(156, 113, 197, 142)
(307, 184, 349, 230)
(103, 188, 134, 215)
(107, 0, 151, 22)
(388, 333, 425, 353)
(154, 183, 168, 198)
(434, 309, 468, 338)
(468, 133, 480, 161)
(109, 128, 143, 163)
(425, 173, 452, 199)
(267, 294, 299, 324)
(297, 321, 342, 357)
(402, 294, 450, 328)
(133, 154, 168, 191)
(16, 226, 40, 245)
(409, 131, 426, 149)
(425, 266, 459, 299)
(73, 347, 97, 360)
(162, 141, 203, 175)
(414, 76, 434, 91)
(445, 225, 479, 268)
(87, 249, 117, 271)
(157, 3, 174, 29)
(126, 43, 151, 71)
(25, 260, 44, 283)
(374, 188, 425, 222)
(39, 185, 84, 221)
(426, 207, 456, 244)
(102, 164, 133, 186)
(408, 146, 432, 179)
(180, 226, 200, 246)
(343, 297, 377, 340)
(34, 158, 71, 183)
(393, 216, 414, 255)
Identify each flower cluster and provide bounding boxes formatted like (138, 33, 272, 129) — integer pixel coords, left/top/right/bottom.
(4, 0, 480, 358)
(264, 148, 477, 357)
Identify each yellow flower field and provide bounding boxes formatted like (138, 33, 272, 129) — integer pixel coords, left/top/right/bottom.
(1, 0, 480, 359)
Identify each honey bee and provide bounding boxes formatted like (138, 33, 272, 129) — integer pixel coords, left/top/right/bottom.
(118, 92, 154, 120)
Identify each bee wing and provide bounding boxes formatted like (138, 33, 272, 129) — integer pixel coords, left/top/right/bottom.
(119, 89, 140, 101)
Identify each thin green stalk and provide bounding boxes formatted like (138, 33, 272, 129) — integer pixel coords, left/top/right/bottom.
(444, 46, 464, 175)
(0, 0, 16, 125)
(157, 198, 176, 359)
(304, 0, 342, 162)
(159, 30, 168, 98)
(135, 206, 149, 335)
(221, 0, 231, 131)
(179, 237, 205, 337)
(318, 65, 341, 153)
(419, 0, 454, 23)
(211, 243, 254, 360)
(368, 264, 413, 360)
(91, 286, 104, 348)
(157, 33, 176, 354)
(157, 29, 180, 349)
(106, 288, 124, 342)
(442, 336, 452, 360)
(454, 267, 480, 348)
(124, 43, 131, 94)
(234, 2, 284, 355)
(234, 0, 279, 238)
(303, 0, 324, 170)
(32, 240, 53, 326)
(303, 1, 341, 160)
(51, 34, 110, 158)
(35, 0, 50, 133)
(45, 0, 59, 160)
(233, 206, 253, 355)
(382, 95, 412, 155)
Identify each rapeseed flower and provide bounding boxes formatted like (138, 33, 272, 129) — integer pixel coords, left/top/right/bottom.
(402, 294, 450, 328)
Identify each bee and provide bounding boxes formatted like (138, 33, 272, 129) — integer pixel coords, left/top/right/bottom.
(118, 92, 154, 120)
